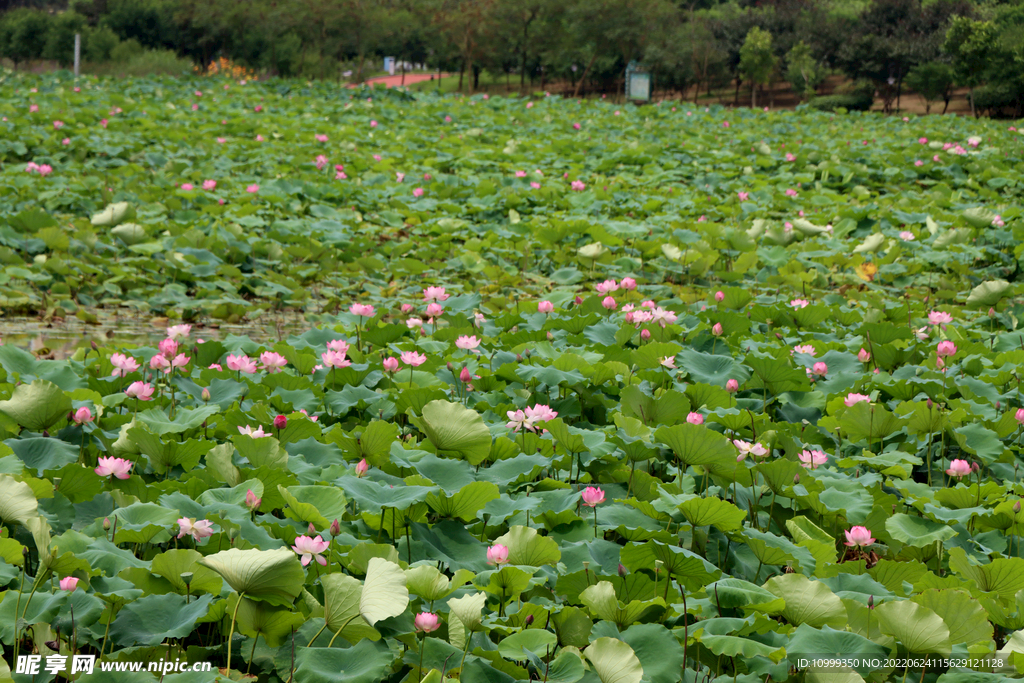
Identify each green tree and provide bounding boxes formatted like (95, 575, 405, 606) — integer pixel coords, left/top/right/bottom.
(739, 26, 776, 108)
(904, 61, 954, 114)
(785, 40, 822, 100)
(43, 11, 89, 67)
(0, 8, 51, 68)
(943, 16, 996, 118)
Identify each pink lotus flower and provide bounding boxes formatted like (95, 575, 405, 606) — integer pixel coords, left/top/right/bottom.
(217, 137, 225, 144)
(159, 338, 179, 357)
(111, 353, 140, 377)
(601, 296, 617, 310)
(246, 184, 259, 193)
(315, 134, 328, 142)
(95, 456, 133, 479)
(487, 544, 510, 566)
(570, 180, 586, 192)
(946, 459, 971, 478)
(737, 192, 749, 201)
(125, 381, 154, 400)
(395, 172, 405, 183)
(238, 425, 268, 438)
(538, 300, 554, 314)
(245, 489, 261, 511)
(383, 357, 399, 373)
(423, 286, 449, 302)
(321, 350, 351, 369)
(291, 535, 329, 566)
(899, 231, 915, 240)
(581, 487, 605, 507)
(226, 354, 258, 374)
(59, 577, 79, 591)
(178, 518, 214, 541)
(401, 351, 427, 367)
(527, 102, 534, 109)
(167, 324, 191, 341)
(524, 404, 557, 428)
(326, 339, 350, 355)
(506, 410, 528, 432)
(595, 279, 618, 294)
(426, 302, 444, 318)
(515, 170, 527, 178)
(530, 182, 541, 189)
(712, 323, 723, 336)
(414, 612, 440, 633)
(936, 341, 957, 358)
(73, 406, 94, 425)
(37, 164, 52, 177)
(29, 104, 38, 113)
(355, 458, 369, 476)
(858, 348, 871, 362)
(726, 379, 739, 392)
(180, 182, 194, 191)
(793, 345, 815, 355)
(315, 155, 328, 170)
(844, 526, 875, 547)
(456, 335, 480, 351)
(714, 291, 725, 302)
(734, 440, 768, 458)
(620, 277, 636, 290)
(844, 393, 871, 406)
(686, 412, 704, 425)
(406, 317, 423, 329)
(369, 119, 378, 127)
(573, 122, 581, 130)
(913, 160, 923, 167)
(799, 449, 827, 469)
(785, 188, 798, 197)
(460, 367, 472, 382)
(100, 119, 108, 128)
(785, 152, 796, 162)
(350, 303, 375, 317)
(62, 138, 70, 145)
(928, 311, 952, 325)
(25, 162, 39, 174)
(256, 135, 265, 142)
(660, 356, 676, 369)
(1016, 408, 1024, 424)
(919, 137, 928, 144)
(809, 362, 828, 376)
(274, 414, 287, 430)
(260, 351, 287, 373)
(412, 187, 424, 197)
(790, 299, 809, 309)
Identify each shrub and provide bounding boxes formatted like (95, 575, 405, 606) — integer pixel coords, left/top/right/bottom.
(807, 93, 874, 112)
(87, 47, 193, 76)
(905, 62, 955, 114)
(1, 9, 52, 67)
(43, 11, 89, 67)
(109, 38, 143, 63)
(85, 25, 121, 63)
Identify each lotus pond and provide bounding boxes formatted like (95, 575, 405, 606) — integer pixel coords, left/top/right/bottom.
(1, 72, 1024, 683)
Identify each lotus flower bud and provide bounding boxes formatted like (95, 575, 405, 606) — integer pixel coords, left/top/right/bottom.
(525, 614, 534, 626)
(274, 414, 287, 430)
(516, 354, 523, 362)
(308, 522, 316, 535)
(460, 366, 472, 382)
(201, 387, 211, 402)
(793, 474, 800, 484)
(868, 595, 874, 609)
(91, 340, 98, 352)
(330, 518, 341, 536)
(1015, 501, 1021, 513)
(927, 398, 933, 409)
(989, 307, 996, 317)
(524, 349, 531, 358)
(618, 563, 627, 577)
(446, 361, 453, 372)
(103, 517, 111, 530)
(640, 329, 650, 340)
(574, 295, 583, 306)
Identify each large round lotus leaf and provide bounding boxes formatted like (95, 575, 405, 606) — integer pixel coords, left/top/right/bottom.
(963, 206, 996, 229)
(110, 223, 148, 245)
(497, 628, 558, 661)
(321, 573, 380, 642)
(108, 593, 213, 647)
(493, 525, 560, 566)
(289, 640, 395, 683)
(90, 201, 134, 226)
(966, 280, 1011, 309)
(231, 594, 306, 647)
(0, 379, 72, 431)
(199, 547, 304, 607)
(765, 574, 846, 628)
(785, 624, 888, 677)
(409, 400, 491, 465)
(874, 600, 952, 655)
(0, 474, 38, 526)
(584, 637, 643, 683)
(360, 557, 409, 626)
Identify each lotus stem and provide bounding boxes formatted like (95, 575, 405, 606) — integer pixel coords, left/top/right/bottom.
(226, 591, 245, 673)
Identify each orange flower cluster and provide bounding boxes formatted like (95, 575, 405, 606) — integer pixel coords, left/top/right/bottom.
(194, 57, 258, 80)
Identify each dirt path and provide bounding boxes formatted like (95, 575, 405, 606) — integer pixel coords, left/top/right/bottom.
(352, 73, 450, 89)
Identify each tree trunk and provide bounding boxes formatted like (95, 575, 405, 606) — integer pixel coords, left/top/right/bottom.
(458, 62, 464, 92)
(574, 52, 598, 98)
(896, 75, 902, 111)
(969, 87, 976, 118)
(942, 94, 950, 114)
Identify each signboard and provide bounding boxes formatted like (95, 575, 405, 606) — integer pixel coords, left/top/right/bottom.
(625, 61, 651, 102)
(383, 57, 395, 75)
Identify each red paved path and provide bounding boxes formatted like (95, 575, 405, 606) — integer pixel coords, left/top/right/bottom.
(350, 73, 451, 89)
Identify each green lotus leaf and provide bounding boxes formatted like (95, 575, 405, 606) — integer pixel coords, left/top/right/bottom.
(360, 557, 408, 626)
(410, 400, 492, 465)
(320, 573, 381, 643)
(0, 380, 71, 431)
(199, 547, 304, 607)
(584, 637, 644, 683)
(874, 599, 951, 655)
